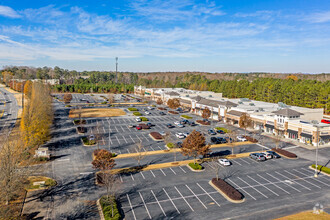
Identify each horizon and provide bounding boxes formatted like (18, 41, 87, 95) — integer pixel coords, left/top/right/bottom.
(0, 0, 329, 73)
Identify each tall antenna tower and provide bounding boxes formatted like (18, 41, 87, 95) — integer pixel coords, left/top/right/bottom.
(115, 57, 118, 84)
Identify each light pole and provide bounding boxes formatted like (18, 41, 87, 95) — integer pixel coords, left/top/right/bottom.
(314, 125, 319, 177)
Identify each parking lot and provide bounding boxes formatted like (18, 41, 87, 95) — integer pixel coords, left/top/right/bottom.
(120, 166, 329, 219)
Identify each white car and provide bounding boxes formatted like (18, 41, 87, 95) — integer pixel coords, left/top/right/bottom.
(136, 117, 141, 122)
(148, 106, 153, 110)
(237, 136, 247, 142)
(177, 124, 184, 128)
(175, 133, 186, 139)
(159, 131, 166, 136)
(145, 111, 150, 115)
(261, 152, 272, 159)
(218, 159, 231, 166)
(174, 121, 181, 125)
(3, 112, 7, 116)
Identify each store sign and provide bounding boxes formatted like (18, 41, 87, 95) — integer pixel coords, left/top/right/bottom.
(267, 121, 274, 125)
(302, 130, 312, 134)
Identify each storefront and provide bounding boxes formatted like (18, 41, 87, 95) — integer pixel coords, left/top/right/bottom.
(265, 124, 274, 133)
(300, 133, 313, 144)
(287, 129, 298, 140)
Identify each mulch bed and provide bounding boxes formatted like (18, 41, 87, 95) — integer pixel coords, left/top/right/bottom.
(243, 136, 258, 143)
(73, 119, 86, 125)
(158, 107, 166, 110)
(211, 178, 243, 201)
(196, 120, 211, 125)
(138, 124, 150, 129)
(150, 132, 164, 140)
(168, 111, 179, 114)
(77, 126, 86, 133)
(271, 148, 297, 158)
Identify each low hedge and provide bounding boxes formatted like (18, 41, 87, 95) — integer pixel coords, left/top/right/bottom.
(88, 104, 94, 106)
(82, 137, 96, 145)
(211, 178, 243, 201)
(128, 107, 138, 111)
(271, 148, 297, 158)
(133, 112, 142, 116)
(101, 101, 108, 104)
(100, 196, 121, 220)
(196, 120, 210, 125)
(158, 107, 166, 110)
(65, 105, 72, 107)
(74, 119, 86, 125)
(181, 115, 192, 119)
(167, 143, 175, 148)
(151, 105, 156, 107)
(243, 136, 258, 143)
(311, 164, 330, 174)
(168, 111, 179, 114)
(215, 127, 230, 133)
(140, 117, 148, 121)
(150, 132, 163, 140)
(188, 163, 202, 170)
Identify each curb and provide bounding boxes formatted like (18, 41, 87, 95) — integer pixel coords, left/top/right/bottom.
(209, 180, 245, 204)
(272, 149, 298, 160)
(308, 166, 330, 177)
(186, 164, 205, 172)
(149, 134, 164, 142)
(97, 199, 106, 220)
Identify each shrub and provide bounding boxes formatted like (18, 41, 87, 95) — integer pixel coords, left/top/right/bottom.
(243, 136, 258, 143)
(128, 107, 138, 111)
(168, 111, 179, 114)
(181, 115, 192, 119)
(271, 148, 297, 158)
(133, 112, 142, 116)
(82, 137, 96, 145)
(211, 178, 243, 201)
(74, 119, 86, 125)
(167, 143, 175, 148)
(45, 179, 57, 187)
(65, 105, 72, 107)
(151, 105, 156, 107)
(101, 101, 107, 104)
(100, 196, 121, 220)
(188, 163, 202, 170)
(77, 126, 86, 133)
(311, 164, 330, 174)
(90, 94, 94, 96)
(150, 132, 163, 140)
(196, 120, 210, 125)
(140, 117, 148, 121)
(88, 104, 94, 106)
(214, 127, 231, 133)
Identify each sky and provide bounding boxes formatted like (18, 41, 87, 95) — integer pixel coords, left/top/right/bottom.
(0, 0, 329, 73)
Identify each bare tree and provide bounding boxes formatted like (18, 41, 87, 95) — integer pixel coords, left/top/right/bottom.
(202, 107, 211, 120)
(156, 98, 163, 105)
(239, 113, 252, 136)
(94, 122, 102, 150)
(210, 159, 222, 180)
(133, 141, 147, 167)
(227, 130, 237, 155)
(164, 132, 178, 162)
(101, 173, 121, 218)
(77, 106, 83, 124)
(108, 93, 115, 104)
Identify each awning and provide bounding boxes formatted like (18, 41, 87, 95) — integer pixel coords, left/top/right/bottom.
(301, 133, 312, 139)
(320, 135, 330, 140)
(287, 129, 298, 135)
(265, 124, 274, 129)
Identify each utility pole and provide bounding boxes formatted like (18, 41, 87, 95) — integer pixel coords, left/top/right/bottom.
(115, 57, 118, 84)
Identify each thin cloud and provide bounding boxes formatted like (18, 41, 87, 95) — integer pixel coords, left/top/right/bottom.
(306, 11, 330, 23)
(0, 5, 21, 18)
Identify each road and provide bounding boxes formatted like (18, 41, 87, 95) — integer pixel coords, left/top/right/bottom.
(0, 87, 19, 135)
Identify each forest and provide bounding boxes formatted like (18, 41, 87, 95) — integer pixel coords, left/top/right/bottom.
(1, 66, 329, 113)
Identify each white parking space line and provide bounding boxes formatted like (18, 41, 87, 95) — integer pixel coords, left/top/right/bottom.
(169, 168, 177, 175)
(266, 173, 301, 192)
(185, 185, 207, 209)
(103, 127, 106, 133)
(158, 146, 162, 150)
(292, 169, 328, 187)
(277, 171, 311, 191)
(237, 177, 268, 198)
(150, 146, 155, 151)
(135, 134, 142, 142)
(283, 170, 320, 189)
(196, 183, 220, 207)
(139, 192, 152, 219)
(257, 143, 270, 150)
(179, 166, 186, 173)
(174, 186, 194, 211)
(150, 170, 156, 178)
(247, 176, 279, 196)
(163, 188, 180, 214)
(160, 169, 166, 176)
(238, 158, 250, 164)
(122, 136, 128, 144)
(126, 194, 137, 220)
(130, 173, 135, 181)
(256, 174, 290, 194)
(227, 179, 256, 200)
(300, 168, 330, 186)
(102, 137, 105, 145)
(115, 126, 119, 132)
(115, 136, 120, 144)
(120, 175, 123, 183)
(140, 172, 146, 179)
(129, 135, 135, 143)
(151, 190, 166, 217)
(127, 149, 130, 153)
(231, 159, 242, 166)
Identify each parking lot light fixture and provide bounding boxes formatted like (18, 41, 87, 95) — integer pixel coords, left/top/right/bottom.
(311, 122, 326, 178)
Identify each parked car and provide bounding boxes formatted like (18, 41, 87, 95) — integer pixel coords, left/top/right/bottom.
(159, 112, 166, 115)
(145, 111, 150, 115)
(136, 126, 142, 130)
(189, 122, 196, 126)
(216, 129, 225, 134)
(136, 117, 141, 122)
(211, 137, 219, 144)
(177, 124, 184, 128)
(176, 141, 183, 148)
(260, 152, 272, 159)
(148, 106, 153, 110)
(146, 122, 153, 127)
(167, 123, 174, 128)
(174, 121, 181, 125)
(128, 125, 135, 128)
(89, 135, 95, 140)
(180, 119, 189, 124)
(237, 136, 247, 142)
(266, 151, 281, 158)
(184, 132, 190, 137)
(218, 159, 231, 166)
(217, 137, 227, 144)
(80, 98, 86, 101)
(208, 129, 216, 135)
(176, 133, 186, 139)
(250, 153, 266, 161)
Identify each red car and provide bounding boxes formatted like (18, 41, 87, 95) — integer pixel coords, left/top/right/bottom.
(321, 119, 330, 124)
(136, 126, 142, 130)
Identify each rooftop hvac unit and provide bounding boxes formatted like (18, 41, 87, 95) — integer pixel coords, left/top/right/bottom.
(238, 101, 243, 104)
(240, 98, 250, 102)
(249, 103, 255, 106)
